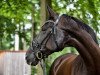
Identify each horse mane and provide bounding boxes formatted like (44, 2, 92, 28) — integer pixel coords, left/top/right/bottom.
(62, 14, 98, 45)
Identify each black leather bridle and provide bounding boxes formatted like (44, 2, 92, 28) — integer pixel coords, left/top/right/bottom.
(31, 15, 61, 60)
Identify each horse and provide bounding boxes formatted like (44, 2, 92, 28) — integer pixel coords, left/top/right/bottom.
(25, 6, 100, 75)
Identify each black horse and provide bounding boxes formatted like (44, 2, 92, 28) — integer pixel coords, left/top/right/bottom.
(26, 6, 100, 75)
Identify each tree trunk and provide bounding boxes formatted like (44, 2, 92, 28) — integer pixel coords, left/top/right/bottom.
(36, 0, 47, 75)
(40, 0, 46, 26)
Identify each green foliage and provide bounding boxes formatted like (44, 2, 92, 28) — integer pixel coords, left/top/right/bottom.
(0, 0, 33, 49)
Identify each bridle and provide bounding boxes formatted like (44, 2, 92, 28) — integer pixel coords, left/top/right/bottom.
(31, 15, 61, 60)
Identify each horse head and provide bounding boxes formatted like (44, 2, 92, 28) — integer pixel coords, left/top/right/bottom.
(25, 6, 98, 66)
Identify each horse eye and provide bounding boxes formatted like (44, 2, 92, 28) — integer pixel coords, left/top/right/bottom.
(42, 24, 47, 31)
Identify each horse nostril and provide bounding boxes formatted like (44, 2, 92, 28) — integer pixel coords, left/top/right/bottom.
(25, 56, 30, 64)
(25, 55, 28, 60)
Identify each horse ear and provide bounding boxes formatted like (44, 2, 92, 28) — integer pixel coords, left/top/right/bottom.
(46, 5, 58, 21)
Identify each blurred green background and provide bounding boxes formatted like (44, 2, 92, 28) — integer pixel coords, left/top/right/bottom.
(0, 0, 100, 75)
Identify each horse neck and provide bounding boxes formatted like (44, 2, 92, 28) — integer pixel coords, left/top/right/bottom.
(67, 38, 95, 75)
(68, 29, 100, 74)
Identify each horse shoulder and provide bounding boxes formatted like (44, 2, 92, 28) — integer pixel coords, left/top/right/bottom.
(71, 55, 87, 75)
(49, 53, 77, 75)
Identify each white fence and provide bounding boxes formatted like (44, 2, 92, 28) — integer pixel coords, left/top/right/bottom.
(0, 51, 31, 75)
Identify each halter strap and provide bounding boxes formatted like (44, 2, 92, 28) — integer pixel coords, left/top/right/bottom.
(31, 14, 62, 60)
(54, 14, 62, 26)
(52, 14, 62, 48)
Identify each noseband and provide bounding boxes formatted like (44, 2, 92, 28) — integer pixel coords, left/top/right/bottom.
(31, 15, 61, 60)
